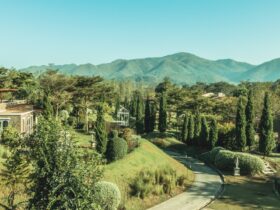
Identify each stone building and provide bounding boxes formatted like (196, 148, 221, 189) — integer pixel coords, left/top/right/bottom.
(0, 100, 36, 136)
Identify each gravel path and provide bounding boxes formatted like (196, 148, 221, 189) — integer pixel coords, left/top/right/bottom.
(148, 151, 223, 210)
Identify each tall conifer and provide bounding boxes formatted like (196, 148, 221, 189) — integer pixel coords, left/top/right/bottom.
(259, 92, 275, 155)
(158, 93, 167, 133)
(245, 90, 255, 150)
(235, 97, 247, 151)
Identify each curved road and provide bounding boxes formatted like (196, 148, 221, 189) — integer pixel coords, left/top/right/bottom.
(148, 151, 223, 210)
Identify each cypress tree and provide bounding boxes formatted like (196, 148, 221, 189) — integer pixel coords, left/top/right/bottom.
(187, 114, 195, 144)
(114, 97, 120, 117)
(235, 97, 247, 151)
(181, 114, 189, 143)
(259, 92, 275, 155)
(245, 90, 255, 150)
(200, 116, 209, 147)
(144, 98, 151, 133)
(150, 102, 157, 132)
(95, 104, 108, 154)
(209, 118, 218, 149)
(194, 113, 201, 145)
(135, 93, 144, 134)
(158, 93, 167, 133)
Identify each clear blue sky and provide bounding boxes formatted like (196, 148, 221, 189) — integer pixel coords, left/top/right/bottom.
(1, 0, 280, 68)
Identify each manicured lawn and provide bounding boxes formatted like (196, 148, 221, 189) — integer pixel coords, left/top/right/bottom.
(70, 130, 92, 147)
(103, 139, 195, 210)
(208, 175, 280, 210)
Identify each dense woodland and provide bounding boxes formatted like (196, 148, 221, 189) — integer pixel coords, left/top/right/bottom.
(0, 67, 280, 209)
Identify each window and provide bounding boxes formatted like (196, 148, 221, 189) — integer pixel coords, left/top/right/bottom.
(3, 120, 8, 128)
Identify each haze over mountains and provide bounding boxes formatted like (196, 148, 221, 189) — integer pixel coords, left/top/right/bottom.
(19, 52, 280, 85)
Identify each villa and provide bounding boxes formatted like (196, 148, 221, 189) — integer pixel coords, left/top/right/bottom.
(0, 89, 37, 136)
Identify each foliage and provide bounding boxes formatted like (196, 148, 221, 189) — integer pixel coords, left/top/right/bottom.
(158, 93, 167, 133)
(181, 115, 188, 143)
(235, 97, 247, 151)
(27, 117, 103, 209)
(0, 126, 21, 149)
(245, 90, 255, 149)
(194, 113, 201, 145)
(187, 114, 195, 144)
(93, 181, 121, 210)
(130, 167, 187, 199)
(0, 149, 29, 210)
(217, 123, 235, 149)
(214, 149, 264, 175)
(95, 104, 108, 154)
(135, 91, 144, 134)
(106, 131, 128, 162)
(200, 116, 209, 147)
(259, 92, 275, 155)
(209, 119, 218, 149)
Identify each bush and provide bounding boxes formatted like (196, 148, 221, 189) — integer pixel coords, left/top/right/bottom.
(214, 149, 264, 175)
(199, 147, 224, 164)
(93, 181, 121, 210)
(106, 131, 128, 162)
(130, 166, 187, 199)
(0, 126, 21, 148)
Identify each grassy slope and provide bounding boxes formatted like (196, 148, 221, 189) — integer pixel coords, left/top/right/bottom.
(103, 139, 194, 210)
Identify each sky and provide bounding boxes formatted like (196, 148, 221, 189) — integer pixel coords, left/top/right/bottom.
(1, 0, 280, 68)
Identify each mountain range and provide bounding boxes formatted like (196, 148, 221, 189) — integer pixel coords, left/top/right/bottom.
(19, 52, 280, 85)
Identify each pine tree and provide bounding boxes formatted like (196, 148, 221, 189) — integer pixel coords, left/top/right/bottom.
(259, 92, 275, 155)
(194, 113, 201, 145)
(181, 114, 188, 143)
(95, 104, 108, 154)
(235, 97, 247, 151)
(245, 90, 255, 150)
(200, 116, 209, 147)
(144, 98, 151, 133)
(209, 118, 218, 149)
(158, 93, 167, 133)
(0, 150, 29, 210)
(187, 114, 195, 144)
(135, 93, 144, 134)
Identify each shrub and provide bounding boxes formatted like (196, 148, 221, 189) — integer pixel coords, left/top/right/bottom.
(235, 152, 265, 175)
(130, 166, 187, 199)
(106, 131, 128, 162)
(93, 181, 121, 210)
(214, 150, 236, 171)
(214, 149, 264, 175)
(0, 126, 21, 148)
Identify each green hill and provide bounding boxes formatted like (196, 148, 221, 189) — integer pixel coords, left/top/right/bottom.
(103, 139, 194, 210)
(19, 52, 280, 84)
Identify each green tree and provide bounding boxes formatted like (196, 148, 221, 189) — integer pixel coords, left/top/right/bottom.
(106, 130, 128, 162)
(245, 90, 255, 150)
(194, 113, 201, 145)
(135, 92, 144, 134)
(27, 117, 103, 209)
(144, 98, 151, 133)
(95, 104, 108, 154)
(209, 118, 218, 149)
(200, 116, 209, 147)
(235, 97, 247, 151)
(114, 97, 120, 117)
(42, 92, 53, 118)
(150, 101, 157, 132)
(259, 92, 275, 155)
(187, 114, 195, 144)
(181, 114, 188, 143)
(158, 93, 167, 133)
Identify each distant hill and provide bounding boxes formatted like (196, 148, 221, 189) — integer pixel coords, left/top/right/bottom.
(19, 52, 280, 84)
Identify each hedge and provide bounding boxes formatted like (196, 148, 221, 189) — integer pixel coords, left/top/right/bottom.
(214, 150, 264, 175)
(106, 132, 128, 162)
(93, 181, 121, 210)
